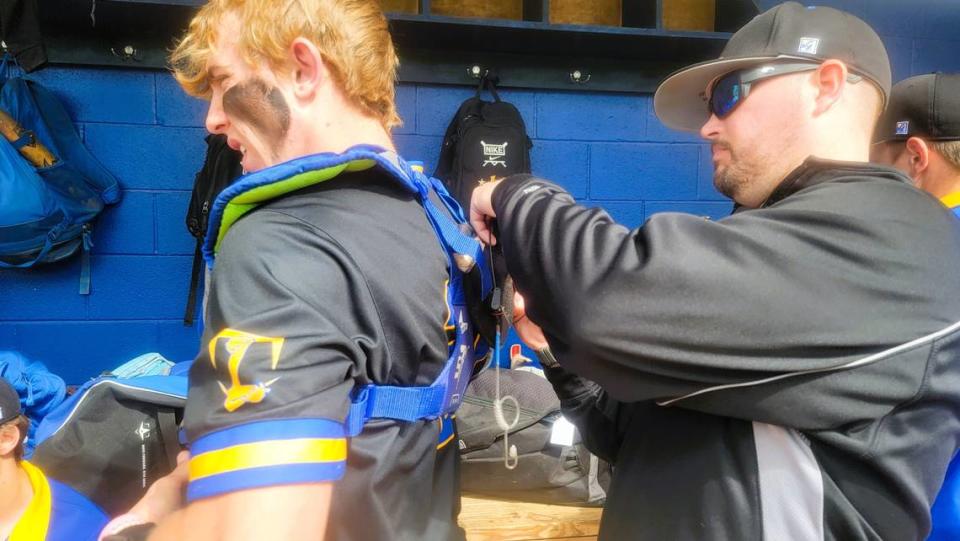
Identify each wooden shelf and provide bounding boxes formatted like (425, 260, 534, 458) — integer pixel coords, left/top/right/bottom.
(40, 0, 756, 93)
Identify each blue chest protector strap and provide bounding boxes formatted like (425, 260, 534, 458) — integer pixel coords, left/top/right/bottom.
(202, 145, 494, 438)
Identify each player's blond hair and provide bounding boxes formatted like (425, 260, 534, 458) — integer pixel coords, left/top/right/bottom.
(170, 0, 400, 130)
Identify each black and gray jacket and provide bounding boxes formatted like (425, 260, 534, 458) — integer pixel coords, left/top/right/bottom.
(492, 158, 960, 541)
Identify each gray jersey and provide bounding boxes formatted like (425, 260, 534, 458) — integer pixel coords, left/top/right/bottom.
(185, 170, 464, 541)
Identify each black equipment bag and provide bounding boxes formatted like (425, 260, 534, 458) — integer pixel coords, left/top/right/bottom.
(183, 134, 242, 325)
(458, 369, 611, 506)
(31, 376, 186, 516)
(433, 73, 532, 211)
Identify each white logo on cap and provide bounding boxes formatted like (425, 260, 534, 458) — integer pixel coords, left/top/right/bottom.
(798, 37, 820, 55)
(896, 121, 910, 135)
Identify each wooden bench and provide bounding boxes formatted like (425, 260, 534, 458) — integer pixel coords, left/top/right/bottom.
(459, 496, 602, 541)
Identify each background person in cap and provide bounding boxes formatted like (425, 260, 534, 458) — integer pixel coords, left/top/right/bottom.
(469, 2, 960, 540)
(870, 72, 960, 541)
(872, 73, 960, 217)
(0, 377, 107, 541)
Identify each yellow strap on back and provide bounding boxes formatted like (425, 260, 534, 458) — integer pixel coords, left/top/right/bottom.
(9, 461, 52, 541)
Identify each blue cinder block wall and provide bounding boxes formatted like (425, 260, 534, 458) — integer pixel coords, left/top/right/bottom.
(2, 1, 959, 383)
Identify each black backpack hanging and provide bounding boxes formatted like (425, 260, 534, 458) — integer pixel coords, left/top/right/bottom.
(183, 134, 242, 325)
(433, 72, 532, 211)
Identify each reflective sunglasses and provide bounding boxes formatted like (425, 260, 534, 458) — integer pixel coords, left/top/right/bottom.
(706, 62, 864, 119)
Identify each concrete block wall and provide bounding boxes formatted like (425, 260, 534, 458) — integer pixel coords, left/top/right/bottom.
(2, 0, 959, 382)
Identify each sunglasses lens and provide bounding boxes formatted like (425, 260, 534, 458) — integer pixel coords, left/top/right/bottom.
(710, 72, 742, 118)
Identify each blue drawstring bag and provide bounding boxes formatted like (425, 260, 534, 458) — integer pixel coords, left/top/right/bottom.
(0, 350, 67, 457)
(0, 55, 120, 293)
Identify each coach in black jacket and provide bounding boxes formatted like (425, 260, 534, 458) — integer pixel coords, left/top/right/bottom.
(469, 4, 960, 541)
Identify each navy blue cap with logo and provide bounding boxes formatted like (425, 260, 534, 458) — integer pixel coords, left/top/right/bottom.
(0, 377, 21, 425)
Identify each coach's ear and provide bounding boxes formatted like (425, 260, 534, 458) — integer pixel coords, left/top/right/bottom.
(811, 59, 848, 116)
(903, 136, 931, 178)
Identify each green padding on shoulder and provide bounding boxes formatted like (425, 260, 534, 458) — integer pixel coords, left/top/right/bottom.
(214, 159, 377, 252)
(216, 202, 257, 252)
(345, 159, 376, 172)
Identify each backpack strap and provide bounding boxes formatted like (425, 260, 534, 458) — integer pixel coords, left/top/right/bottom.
(79, 224, 92, 295)
(183, 238, 204, 325)
(476, 71, 502, 103)
(0, 220, 95, 296)
(345, 290, 479, 437)
(342, 156, 493, 436)
(426, 174, 468, 223)
(0, 220, 71, 269)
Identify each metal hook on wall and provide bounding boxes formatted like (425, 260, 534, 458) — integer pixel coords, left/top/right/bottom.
(110, 45, 142, 63)
(468, 65, 502, 87)
(468, 64, 485, 79)
(569, 69, 591, 84)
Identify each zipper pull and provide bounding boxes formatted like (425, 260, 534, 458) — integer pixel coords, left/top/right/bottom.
(81, 223, 94, 251)
(79, 224, 93, 295)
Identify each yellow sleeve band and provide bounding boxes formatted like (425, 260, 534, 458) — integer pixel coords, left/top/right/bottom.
(189, 437, 348, 481)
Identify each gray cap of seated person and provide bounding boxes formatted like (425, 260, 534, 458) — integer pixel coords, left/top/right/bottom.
(654, 1, 891, 132)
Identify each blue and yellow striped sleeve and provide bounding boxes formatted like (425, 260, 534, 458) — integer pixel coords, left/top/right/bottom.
(187, 418, 348, 501)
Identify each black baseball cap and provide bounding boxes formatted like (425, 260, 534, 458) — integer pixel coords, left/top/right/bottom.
(0, 378, 20, 425)
(655, 2, 891, 132)
(873, 73, 960, 144)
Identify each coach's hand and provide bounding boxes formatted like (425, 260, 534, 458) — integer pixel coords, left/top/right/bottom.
(469, 180, 502, 246)
(512, 292, 548, 351)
